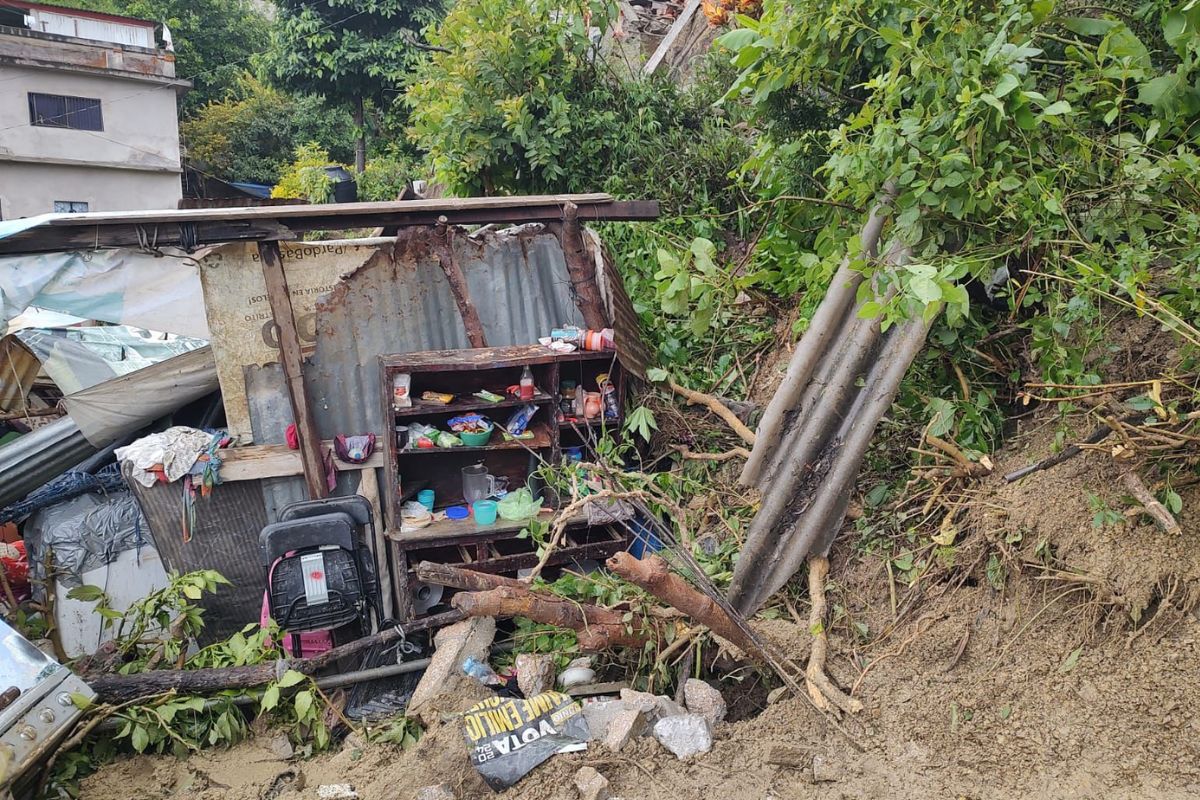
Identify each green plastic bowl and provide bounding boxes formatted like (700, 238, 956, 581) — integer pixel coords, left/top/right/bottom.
(459, 426, 493, 447)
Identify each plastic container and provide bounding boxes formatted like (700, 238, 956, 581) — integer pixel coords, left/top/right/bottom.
(445, 505, 470, 520)
(417, 489, 435, 512)
(473, 499, 498, 526)
(519, 365, 535, 400)
(583, 392, 602, 419)
(459, 425, 493, 447)
(563, 446, 584, 463)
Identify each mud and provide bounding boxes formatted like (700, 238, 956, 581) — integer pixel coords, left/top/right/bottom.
(81, 412, 1200, 800)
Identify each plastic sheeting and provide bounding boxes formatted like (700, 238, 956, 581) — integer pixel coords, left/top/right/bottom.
(0, 247, 210, 338)
(23, 489, 151, 590)
(61, 346, 218, 446)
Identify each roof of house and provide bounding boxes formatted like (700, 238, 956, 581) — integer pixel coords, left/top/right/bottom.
(0, 0, 156, 29)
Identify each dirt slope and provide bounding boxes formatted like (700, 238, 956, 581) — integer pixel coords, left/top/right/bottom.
(81, 417, 1200, 800)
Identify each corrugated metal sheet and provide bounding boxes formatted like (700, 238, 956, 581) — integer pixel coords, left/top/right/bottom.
(126, 470, 269, 644)
(243, 226, 589, 521)
(0, 417, 96, 508)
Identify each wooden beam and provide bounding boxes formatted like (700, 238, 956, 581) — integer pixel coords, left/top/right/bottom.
(219, 440, 385, 482)
(434, 222, 489, 348)
(257, 240, 328, 499)
(553, 202, 609, 330)
(0, 198, 661, 256)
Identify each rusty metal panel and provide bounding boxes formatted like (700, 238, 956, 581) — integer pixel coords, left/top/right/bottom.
(125, 470, 269, 644)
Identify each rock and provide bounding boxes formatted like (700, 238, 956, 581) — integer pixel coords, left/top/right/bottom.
(515, 653, 557, 697)
(619, 688, 685, 722)
(652, 714, 712, 760)
(574, 766, 611, 800)
(682, 679, 727, 727)
(811, 754, 840, 783)
(266, 733, 294, 760)
(581, 699, 628, 741)
(407, 617, 496, 724)
(415, 784, 456, 800)
(317, 785, 359, 799)
(603, 707, 647, 752)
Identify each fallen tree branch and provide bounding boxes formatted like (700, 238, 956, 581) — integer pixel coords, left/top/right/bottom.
(669, 445, 751, 462)
(805, 556, 863, 715)
(525, 489, 648, 581)
(607, 552, 760, 658)
(1121, 467, 1183, 535)
(452, 585, 651, 650)
(415, 561, 526, 592)
(88, 609, 465, 704)
(668, 379, 757, 447)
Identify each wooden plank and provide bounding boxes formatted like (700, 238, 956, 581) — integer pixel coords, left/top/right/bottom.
(392, 390, 553, 419)
(0, 199, 661, 256)
(258, 240, 328, 499)
(396, 423, 553, 455)
(553, 202, 609, 330)
(380, 344, 564, 371)
(644, 0, 701, 75)
(386, 509, 587, 544)
(220, 440, 386, 481)
(30, 193, 619, 226)
(357, 466, 395, 622)
(435, 223, 489, 348)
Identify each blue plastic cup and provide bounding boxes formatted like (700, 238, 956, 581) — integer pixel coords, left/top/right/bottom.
(417, 489, 435, 512)
(473, 499, 498, 526)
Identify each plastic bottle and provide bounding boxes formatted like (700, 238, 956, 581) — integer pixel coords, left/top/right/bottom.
(519, 365, 535, 400)
(462, 656, 504, 686)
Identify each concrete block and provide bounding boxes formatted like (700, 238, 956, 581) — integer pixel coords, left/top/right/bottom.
(575, 766, 611, 800)
(652, 714, 712, 759)
(603, 707, 647, 752)
(682, 679, 727, 727)
(515, 653, 556, 697)
(619, 688, 685, 721)
(407, 617, 496, 723)
(581, 699, 628, 741)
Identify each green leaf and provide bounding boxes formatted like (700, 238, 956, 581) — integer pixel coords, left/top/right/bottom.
(716, 28, 759, 51)
(997, 175, 1022, 192)
(1061, 17, 1119, 37)
(277, 670, 307, 689)
(131, 725, 149, 753)
(1058, 646, 1083, 673)
(857, 301, 883, 319)
(646, 367, 668, 383)
(994, 73, 1020, 98)
(66, 585, 106, 602)
(261, 685, 280, 711)
(294, 691, 314, 718)
(1041, 100, 1072, 116)
(182, 584, 203, 601)
(909, 275, 943, 304)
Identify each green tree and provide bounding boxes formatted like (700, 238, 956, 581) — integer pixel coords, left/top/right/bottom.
(262, 0, 442, 173)
(181, 74, 355, 185)
(47, 0, 270, 113)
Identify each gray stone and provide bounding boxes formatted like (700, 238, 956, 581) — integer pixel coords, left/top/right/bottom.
(407, 617, 496, 724)
(415, 784, 456, 800)
(811, 754, 840, 783)
(515, 653, 557, 697)
(619, 688, 685, 721)
(266, 732, 294, 760)
(574, 766, 611, 800)
(682, 679, 727, 727)
(652, 714, 712, 760)
(603, 707, 647, 752)
(317, 786, 359, 800)
(581, 699, 628, 741)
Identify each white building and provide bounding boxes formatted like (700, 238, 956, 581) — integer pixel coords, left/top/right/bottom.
(0, 0, 189, 218)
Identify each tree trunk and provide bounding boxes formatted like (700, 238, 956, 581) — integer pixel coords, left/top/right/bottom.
(88, 609, 465, 704)
(353, 96, 367, 176)
(414, 561, 526, 592)
(450, 585, 650, 650)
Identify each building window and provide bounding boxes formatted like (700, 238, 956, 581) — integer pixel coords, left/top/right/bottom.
(28, 93, 103, 131)
(53, 201, 89, 214)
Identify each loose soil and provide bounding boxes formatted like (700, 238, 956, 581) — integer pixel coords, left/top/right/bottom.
(81, 413, 1200, 800)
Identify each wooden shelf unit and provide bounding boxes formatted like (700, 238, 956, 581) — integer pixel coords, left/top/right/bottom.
(378, 344, 627, 620)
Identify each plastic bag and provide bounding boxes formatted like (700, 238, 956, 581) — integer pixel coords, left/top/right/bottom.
(462, 691, 588, 791)
(497, 488, 540, 521)
(504, 404, 539, 435)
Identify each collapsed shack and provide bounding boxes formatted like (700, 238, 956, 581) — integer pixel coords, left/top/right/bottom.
(1, 194, 800, 791)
